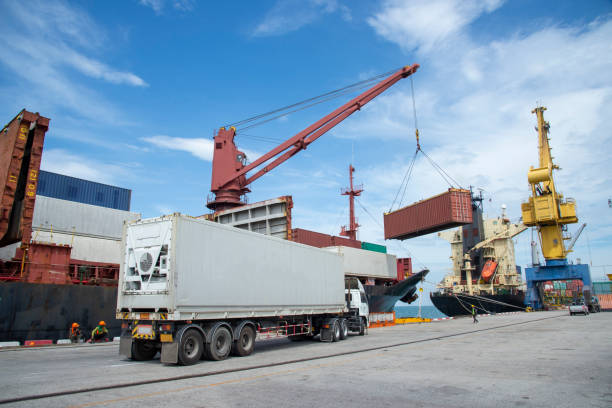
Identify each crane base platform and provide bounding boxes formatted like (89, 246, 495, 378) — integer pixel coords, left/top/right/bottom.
(525, 259, 592, 310)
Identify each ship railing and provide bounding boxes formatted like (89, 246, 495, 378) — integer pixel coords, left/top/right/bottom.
(0, 259, 119, 286)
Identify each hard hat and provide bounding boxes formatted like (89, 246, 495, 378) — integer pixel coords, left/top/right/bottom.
(72, 322, 79, 328)
(99, 321, 106, 326)
(471, 305, 475, 307)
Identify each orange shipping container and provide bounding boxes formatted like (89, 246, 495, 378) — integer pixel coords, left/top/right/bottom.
(384, 188, 473, 240)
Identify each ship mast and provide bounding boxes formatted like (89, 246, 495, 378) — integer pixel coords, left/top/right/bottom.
(340, 165, 363, 241)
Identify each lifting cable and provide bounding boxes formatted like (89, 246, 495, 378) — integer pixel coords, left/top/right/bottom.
(226, 68, 399, 131)
(388, 76, 463, 213)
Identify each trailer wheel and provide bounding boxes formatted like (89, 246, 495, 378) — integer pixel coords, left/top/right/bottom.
(206, 326, 232, 361)
(331, 319, 341, 342)
(232, 325, 255, 357)
(178, 329, 203, 365)
(358, 317, 366, 336)
(339, 319, 348, 340)
(131, 341, 157, 361)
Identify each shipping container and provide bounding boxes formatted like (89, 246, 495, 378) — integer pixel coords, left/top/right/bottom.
(118, 215, 346, 319)
(291, 228, 361, 249)
(0, 110, 49, 247)
(384, 188, 472, 240)
(37, 170, 131, 211)
(593, 281, 612, 295)
(598, 294, 612, 310)
(32, 196, 140, 239)
(323, 246, 397, 280)
(396, 257, 412, 281)
(291, 228, 333, 247)
(331, 235, 361, 249)
(361, 241, 387, 253)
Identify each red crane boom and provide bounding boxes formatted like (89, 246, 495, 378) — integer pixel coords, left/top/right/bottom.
(208, 64, 420, 211)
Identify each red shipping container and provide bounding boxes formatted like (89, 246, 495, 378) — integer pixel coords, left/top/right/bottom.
(330, 235, 361, 249)
(291, 228, 333, 248)
(396, 258, 412, 280)
(384, 188, 472, 240)
(0, 110, 49, 247)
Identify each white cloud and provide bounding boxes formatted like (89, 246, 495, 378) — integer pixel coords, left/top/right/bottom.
(142, 135, 261, 163)
(0, 0, 146, 123)
(367, 0, 504, 53)
(139, 0, 195, 14)
(40, 149, 129, 186)
(253, 0, 351, 37)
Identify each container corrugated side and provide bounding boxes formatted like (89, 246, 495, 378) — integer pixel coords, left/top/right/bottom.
(291, 228, 333, 247)
(0, 110, 49, 246)
(323, 246, 396, 279)
(384, 189, 472, 240)
(32, 195, 140, 239)
(331, 235, 361, 249)
(118, 215, 346, 320)
(37, 170, 131, 211)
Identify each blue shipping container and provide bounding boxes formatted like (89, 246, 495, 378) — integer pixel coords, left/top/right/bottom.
(36, 170, 131, 211)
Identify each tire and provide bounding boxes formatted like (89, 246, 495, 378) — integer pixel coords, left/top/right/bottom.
(331, 319, 340, 342)
(232, 325, 255, 357)
(358, 317, 366, 336)
(339, 319, 348, 340)
(206, 326, 232, 361)
(131, 341, 157, 361)
(178, 329, 203, 366)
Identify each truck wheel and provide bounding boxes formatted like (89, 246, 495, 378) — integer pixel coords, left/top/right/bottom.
(178, 329, 203, 365)
(358, 317, 366, 336)
(131, 341, 157, 361)
(232, 325, 255, 357)
(206, 326, 232, 361)
(339, 319, 348, 340)
(331, 319, 341, 342)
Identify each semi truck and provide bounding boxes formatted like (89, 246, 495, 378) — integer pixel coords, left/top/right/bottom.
(117, 214, 370, 365)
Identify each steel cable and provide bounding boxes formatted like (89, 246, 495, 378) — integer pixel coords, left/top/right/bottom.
(226, 68, 399, 129)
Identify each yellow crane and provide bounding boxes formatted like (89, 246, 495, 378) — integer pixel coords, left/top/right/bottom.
(521, 106, 578, 259)
(521, 107, 591, 310)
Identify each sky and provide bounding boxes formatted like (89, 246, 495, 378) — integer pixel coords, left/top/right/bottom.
(1, 0, 611, 303)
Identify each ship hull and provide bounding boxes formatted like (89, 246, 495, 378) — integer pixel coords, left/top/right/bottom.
(430, 291, 525, 316)
(0, 281, 120, 343)
(365, 270, 429, 313)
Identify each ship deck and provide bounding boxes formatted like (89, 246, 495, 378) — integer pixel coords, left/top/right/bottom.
(1, 311, 610, 407)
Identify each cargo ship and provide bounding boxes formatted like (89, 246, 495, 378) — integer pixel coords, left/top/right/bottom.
(430, 194, 527, 316)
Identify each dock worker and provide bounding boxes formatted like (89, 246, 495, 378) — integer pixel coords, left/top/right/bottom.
(471, 305, 478, 323)
(69, 322, 82, 343)
(91, 321, 109, 342)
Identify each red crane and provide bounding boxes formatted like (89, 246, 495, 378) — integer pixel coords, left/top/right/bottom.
(207, 64, 420, 212)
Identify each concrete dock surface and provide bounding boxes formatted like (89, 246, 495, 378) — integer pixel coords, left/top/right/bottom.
(1, 311, 610, 407)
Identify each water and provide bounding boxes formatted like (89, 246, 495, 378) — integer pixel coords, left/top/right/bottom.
(394, 305, 447, 319)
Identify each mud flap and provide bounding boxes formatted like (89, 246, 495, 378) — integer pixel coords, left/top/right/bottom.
(319, 327, 333, 342)
(161, 341, 179, 364)
(119, 335, 133, 358)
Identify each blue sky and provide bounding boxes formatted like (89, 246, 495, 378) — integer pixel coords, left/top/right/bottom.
(1, 0, 611, 301)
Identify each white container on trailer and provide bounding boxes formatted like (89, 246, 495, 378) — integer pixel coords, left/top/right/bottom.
(117, 214, 346, 320)
(322, 246, 397, 280)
